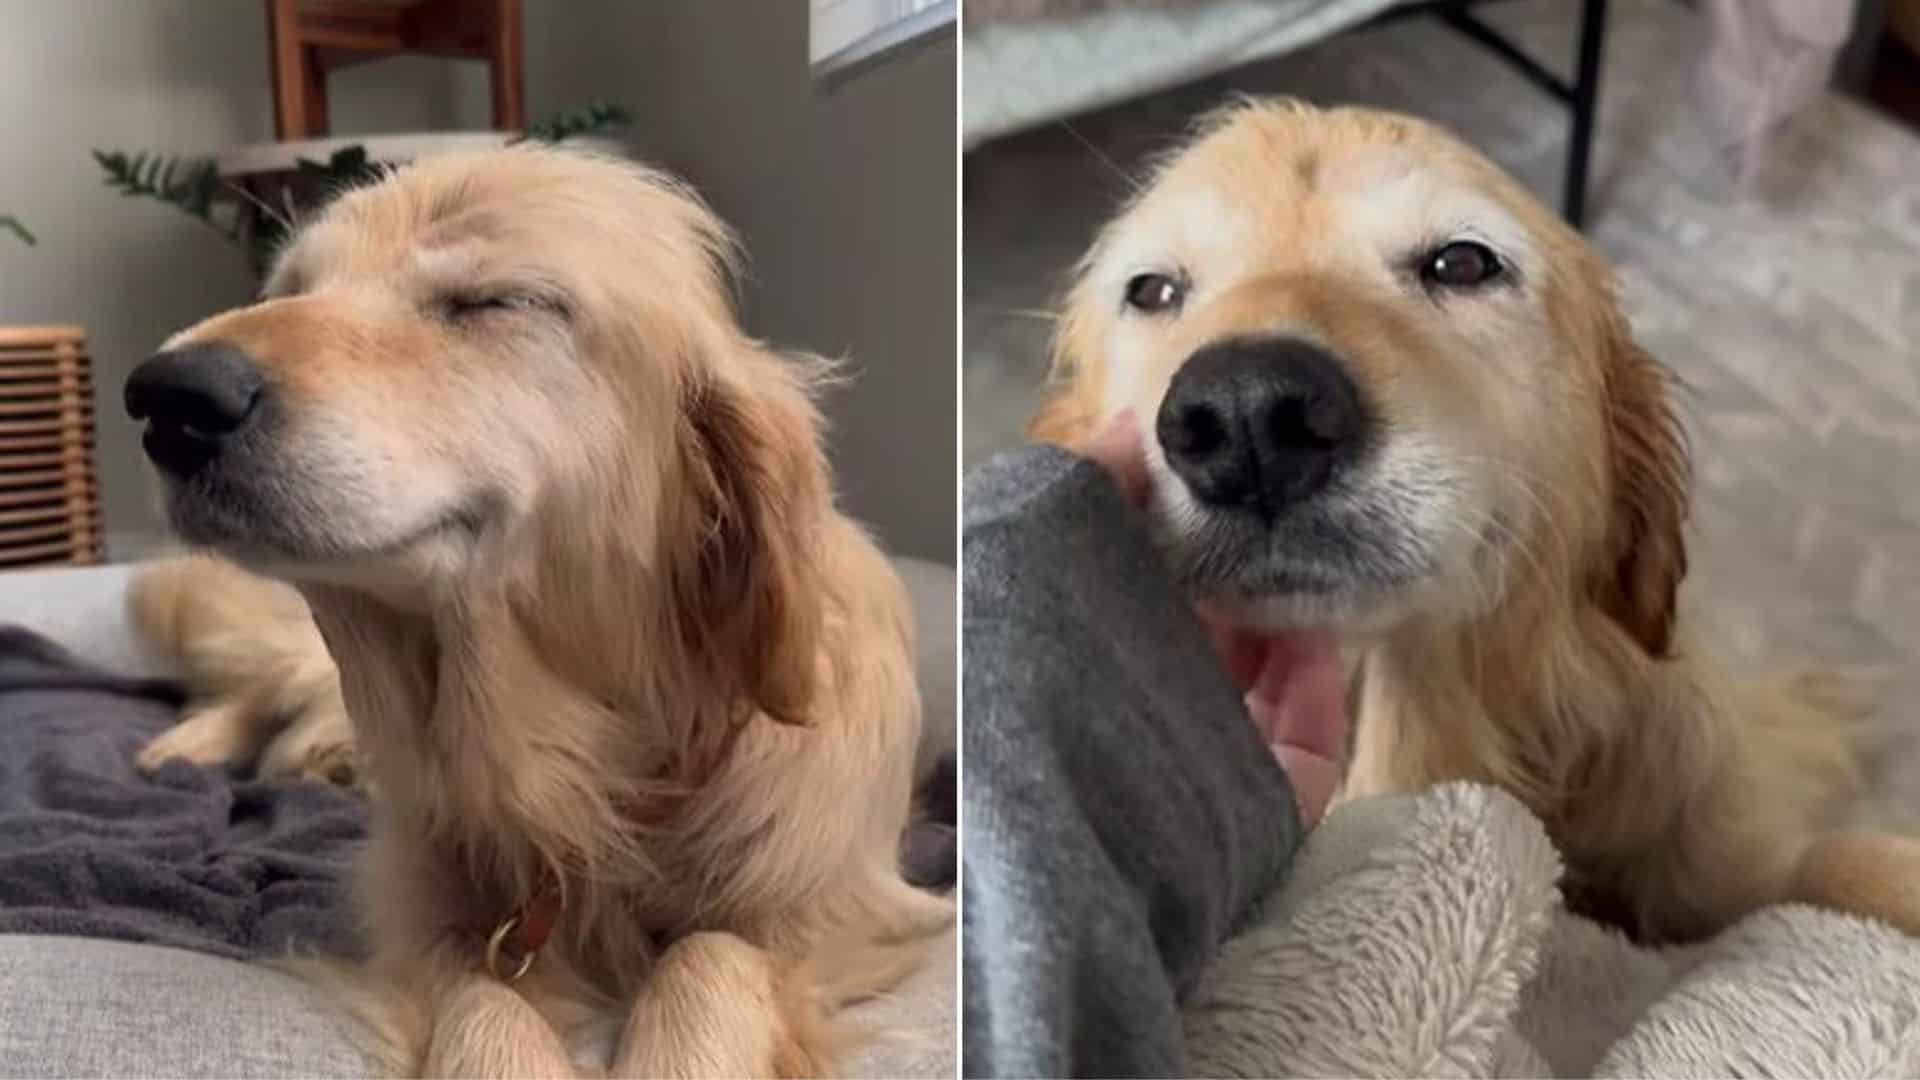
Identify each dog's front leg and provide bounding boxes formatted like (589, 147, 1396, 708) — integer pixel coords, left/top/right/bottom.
(1792, 831, 1920, 936)
(611, 931, 829, 1079)
(423, 975, 577, 1078)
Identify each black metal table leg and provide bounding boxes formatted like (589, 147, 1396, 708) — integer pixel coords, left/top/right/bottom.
(1562, 0, 1608, 228)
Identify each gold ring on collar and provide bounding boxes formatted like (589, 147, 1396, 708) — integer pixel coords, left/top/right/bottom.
(485, 915, 536, 982)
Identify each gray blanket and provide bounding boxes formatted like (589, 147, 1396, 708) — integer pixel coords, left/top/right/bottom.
(0, 619, 955, 965)
(0, 625, 364, 960)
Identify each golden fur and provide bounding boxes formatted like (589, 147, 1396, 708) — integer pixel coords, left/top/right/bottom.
(131, 146, 949, 1076)
(132, 553, 358, 787)
(1034, 98, 1920, 943)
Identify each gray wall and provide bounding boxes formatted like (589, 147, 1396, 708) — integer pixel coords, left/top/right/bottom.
(581, 5, 957, 564)
(0, 1, 955, 564)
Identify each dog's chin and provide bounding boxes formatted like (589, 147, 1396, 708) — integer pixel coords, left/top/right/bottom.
(160, 473, 483, 586)
(1158, 515, 1464, 639)
(1147, 458, 1498, 639)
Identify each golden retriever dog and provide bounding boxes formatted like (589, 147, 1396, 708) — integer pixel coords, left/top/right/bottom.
(1032, 98, 1920, 944)
(122, 145, 950, 1076)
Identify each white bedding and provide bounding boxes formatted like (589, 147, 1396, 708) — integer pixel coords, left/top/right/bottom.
(963, 0, 1406, 147)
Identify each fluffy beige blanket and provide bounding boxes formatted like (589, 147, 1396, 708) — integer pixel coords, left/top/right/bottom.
(1187, 783, 1920, 1077)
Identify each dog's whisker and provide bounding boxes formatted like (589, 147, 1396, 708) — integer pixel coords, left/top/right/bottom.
(1057, 120, 1144, 195)
(222, 179, 295, 238)
(977, 307, 1061, 325)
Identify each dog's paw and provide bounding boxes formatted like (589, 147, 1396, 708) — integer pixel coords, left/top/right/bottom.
(1778, 666, 1880, 721)
(258, 710, 364, 790)
(302, 738, 363, 789)
(136, 704, 251, 772)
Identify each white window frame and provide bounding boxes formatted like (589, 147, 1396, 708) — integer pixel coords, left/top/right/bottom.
(810, 0, 955, 81)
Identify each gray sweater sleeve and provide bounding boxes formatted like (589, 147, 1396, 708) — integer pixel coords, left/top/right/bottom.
(961, 445, 1302, 1079)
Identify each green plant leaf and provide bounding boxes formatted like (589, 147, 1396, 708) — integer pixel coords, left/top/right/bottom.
(515, 101, 633, 144)
(92, 146, 235, 243)
(92, 103, 633, 277)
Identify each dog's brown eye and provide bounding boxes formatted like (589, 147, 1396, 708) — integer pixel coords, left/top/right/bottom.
(1125, 272, 1184, 314)
(1422, 241, 1503, 289)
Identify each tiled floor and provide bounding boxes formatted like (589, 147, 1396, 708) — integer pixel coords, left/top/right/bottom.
(963, 0, 1920, 820)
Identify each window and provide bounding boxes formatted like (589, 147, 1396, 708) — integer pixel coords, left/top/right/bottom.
(810, 0, 955, 79)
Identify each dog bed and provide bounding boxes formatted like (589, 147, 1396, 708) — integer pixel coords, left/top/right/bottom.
(1186, 780, 1920, 1077)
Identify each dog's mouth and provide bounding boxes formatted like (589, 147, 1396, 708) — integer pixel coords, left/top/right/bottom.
(1154, 485, 1442, 631)
(154, 449, 486, 569)
(1204, 613, 1348, 768)
(1151, 469, 1450, 780)
(1183, 555, 1357, 808)
(1159, 508, 1422, 773)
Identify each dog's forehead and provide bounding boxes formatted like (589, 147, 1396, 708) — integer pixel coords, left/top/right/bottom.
(276, 179, 532, 293)
(1325, 148, 1534, 254)
(272, 197, 429, 291)
(1115, 113, 1538, 274)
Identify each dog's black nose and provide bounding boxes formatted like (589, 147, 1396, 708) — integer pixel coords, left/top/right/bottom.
(125, 342, 265, 475)
(1156, 337, 1370, 515)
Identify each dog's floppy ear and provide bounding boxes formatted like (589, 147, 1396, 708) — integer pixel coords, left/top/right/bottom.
(1594, 319, 1691, 657)
(675, 353, 830, 726)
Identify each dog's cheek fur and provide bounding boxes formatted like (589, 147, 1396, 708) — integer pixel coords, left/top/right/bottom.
(1592, 321, 1690, 658)
(1029, 289, 1108, 449)
(675, 352, 832, 728)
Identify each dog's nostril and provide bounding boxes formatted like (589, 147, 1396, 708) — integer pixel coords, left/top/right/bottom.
(1266, 392, 1358, 451)
(1169, 403, 1228, 458)
(1267, 396, 1327, 450)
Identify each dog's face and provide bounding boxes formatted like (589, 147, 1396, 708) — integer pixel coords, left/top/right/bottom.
(130, 147, 834, 718)
(130, 148, 749, 588)
(1038, 102, 1687, 650)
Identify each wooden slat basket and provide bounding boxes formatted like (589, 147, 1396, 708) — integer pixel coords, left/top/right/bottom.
(0, 326, 105, 568)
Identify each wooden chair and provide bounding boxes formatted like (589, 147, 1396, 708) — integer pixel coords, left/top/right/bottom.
(265, 0, 524, 139)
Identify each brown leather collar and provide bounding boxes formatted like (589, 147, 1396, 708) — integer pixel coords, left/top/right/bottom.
(485, 880, 564, 982)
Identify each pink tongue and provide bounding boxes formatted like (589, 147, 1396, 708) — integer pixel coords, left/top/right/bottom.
(1222, 628, 1347, 762)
